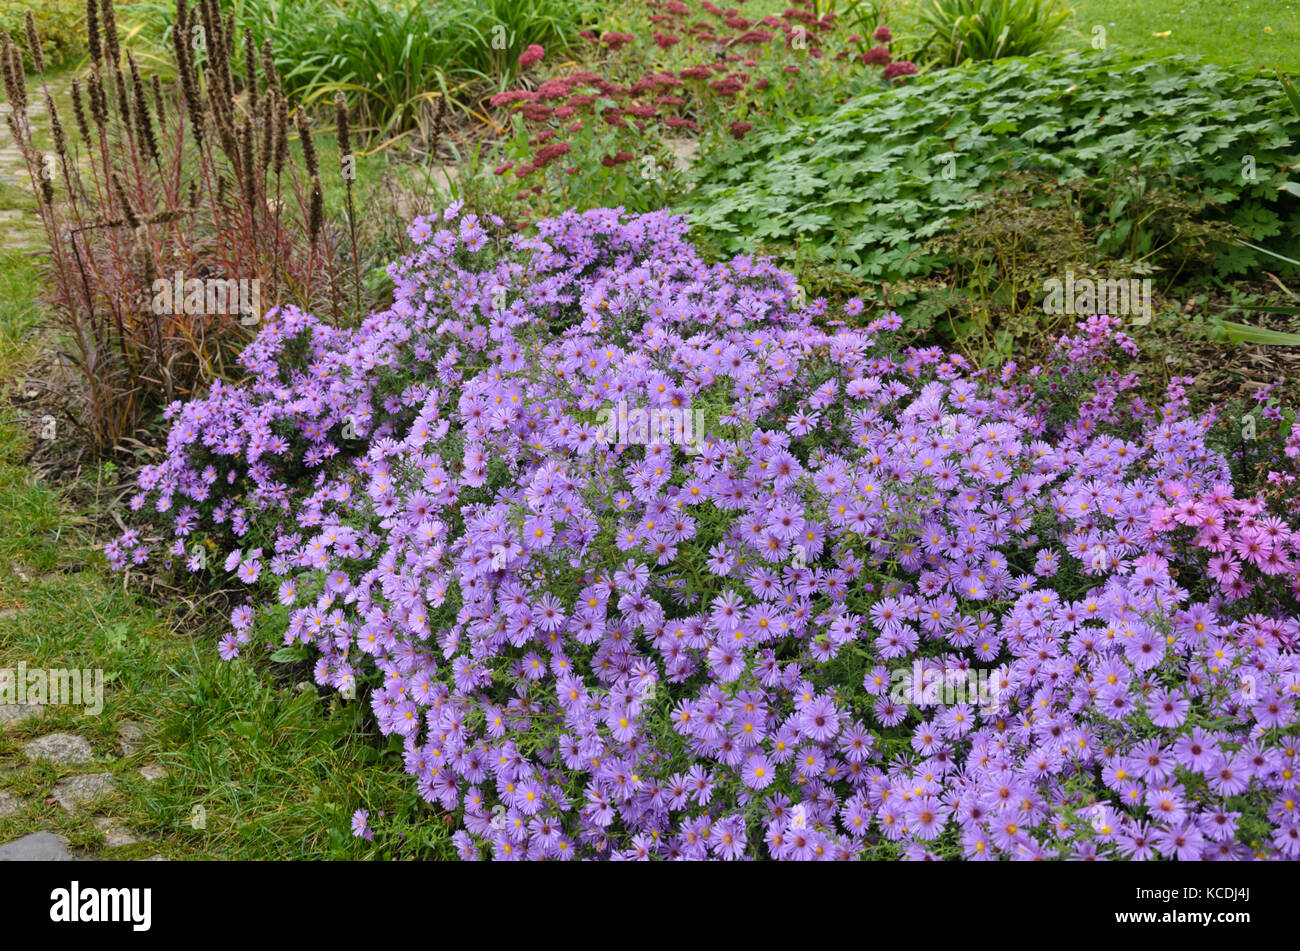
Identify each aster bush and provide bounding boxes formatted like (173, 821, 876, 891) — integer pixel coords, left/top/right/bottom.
(110, 206, 1300, 860)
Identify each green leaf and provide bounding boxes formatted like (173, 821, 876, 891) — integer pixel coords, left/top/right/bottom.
(105, 621, 130, 650)
(1220, 321, 1300, 346)
(1235, 240, 1300, 269)
(684, 49, 1300, 282)
(1280, 73, 1300, 119)
(270, 645, 312, 663)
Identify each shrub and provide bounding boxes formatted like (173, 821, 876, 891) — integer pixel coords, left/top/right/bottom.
(684, 49, 1300, 285)
(109, 205, 1300, 860)
(916, 170, 1230, 364)
(919, 171, 1112, 361)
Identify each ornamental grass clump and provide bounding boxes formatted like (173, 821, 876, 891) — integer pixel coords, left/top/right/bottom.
(2, 0, 357, 455)
(111, 206, 1300, 860)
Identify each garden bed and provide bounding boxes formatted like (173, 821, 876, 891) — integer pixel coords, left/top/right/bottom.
(0, 0, 1297, 863)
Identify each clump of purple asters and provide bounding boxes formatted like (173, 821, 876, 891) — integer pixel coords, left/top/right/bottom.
(110, 206, 1300, 861)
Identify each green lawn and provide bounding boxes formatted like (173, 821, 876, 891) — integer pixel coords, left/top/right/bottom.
(881, 0, 1300, 75)
(1066, 0, 1300, 74)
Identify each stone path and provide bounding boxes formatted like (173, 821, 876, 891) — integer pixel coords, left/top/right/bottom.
(50, 773, 117, 810)
(0, 72, 71, 252)
(0, 706, 167, 861)
(0, 703, 43, 728)
(0, 84, 42, 186)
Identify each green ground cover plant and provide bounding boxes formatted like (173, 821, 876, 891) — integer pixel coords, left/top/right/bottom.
(684, 49, 1300, 285)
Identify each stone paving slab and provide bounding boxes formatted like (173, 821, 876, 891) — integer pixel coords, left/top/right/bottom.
(93, 817, 140, 848)
(51, 773, 116, 811)
(0, 703, 44, 728)
(118, 722, 145, 757)
(23, 733, 93, 764)
(0, 831, 72, 861)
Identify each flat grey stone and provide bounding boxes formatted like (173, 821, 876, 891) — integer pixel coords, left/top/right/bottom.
(139, 764, 167, 782)
(23, 733, 92, 764)
(93, 817, 139, 847)
(0, 704, 43, 728)
(139, 854, 167, 861)
(118, 722, 145, 757)
(0, 831, 71, 861)
(51, 773, 116, 811)
(0, 789, 21, 817)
